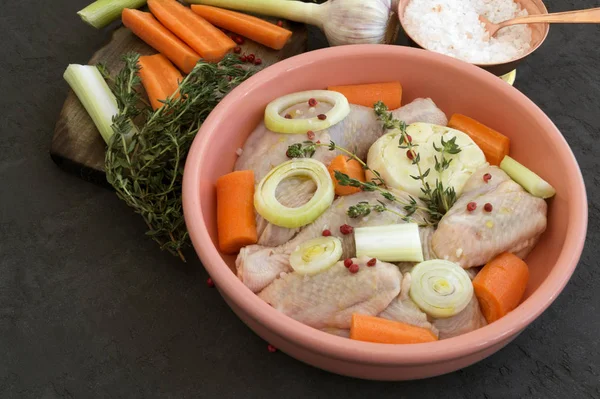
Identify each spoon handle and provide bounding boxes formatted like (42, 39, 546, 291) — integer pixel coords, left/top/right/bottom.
(501, 7, 600, 27)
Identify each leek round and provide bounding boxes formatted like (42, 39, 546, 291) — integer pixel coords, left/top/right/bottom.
(366, 123, 486, 197)
(289, 237, 343, 275)
(254, 159, 334, 228)
(409, 259, 474, 319)
(264, 90, 350, 134)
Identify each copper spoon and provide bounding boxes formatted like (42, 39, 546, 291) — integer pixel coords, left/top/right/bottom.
(479, 7, 600, 38)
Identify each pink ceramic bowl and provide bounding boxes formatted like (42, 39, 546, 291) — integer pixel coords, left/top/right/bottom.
(182, 45, 587, 380)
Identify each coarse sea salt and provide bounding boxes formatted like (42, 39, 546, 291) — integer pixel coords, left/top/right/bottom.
(404, 0, 532, 64)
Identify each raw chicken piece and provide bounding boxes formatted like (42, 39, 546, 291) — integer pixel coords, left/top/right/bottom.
(259, 256, 402, 330)
(378, 273, 438, 336)
(432, 296, 487, 339)
(237, 191, 429, 293)
(431, 166, 547, 268)
(235, 98, 447, 246)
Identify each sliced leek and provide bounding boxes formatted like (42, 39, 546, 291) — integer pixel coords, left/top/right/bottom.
(290, 237, 343, 275)
(409, 260, 474, 319)
(500, 155, 556, 199)
(354, 223, 423, 262)
(63, 64, 119, 144)
(77, 0, 147, 29)
(264, 90, 350, 134)
(254, 159, 334, 228)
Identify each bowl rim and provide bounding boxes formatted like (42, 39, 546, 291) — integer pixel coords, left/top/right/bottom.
(396, 0, 550, 68)
(182, 44, 587, 366)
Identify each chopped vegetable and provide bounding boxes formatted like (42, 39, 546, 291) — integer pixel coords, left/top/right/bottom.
(254, 159, 334, 228)
(327, 155, 365, 196)
(327, 82, 403, 110)
(472, 252, 529, 323)
(190, 5, 292, 50)
(216, 170, 258, 254)
(289, 237, 343, 275)
(121, 8, 201, 73)
(354, 223, 423, 262)
(77, 0, 147, 29)
(264, 90, 350, 134)
(105, 54, 254, 260)
(63, 64, 120, 144)
(138, 54, 183, 110)
(448, 113, 510, 166)
(350, 313, 438, 344)
(409, 259, 474, 318)
(147, 0, 236, 62)
(500, 155, 556, 198)
(186, 0, 398, 47)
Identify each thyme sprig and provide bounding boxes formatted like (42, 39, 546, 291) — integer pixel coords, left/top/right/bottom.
(104, 53, 254, 261)
(374, 101, 461, 225)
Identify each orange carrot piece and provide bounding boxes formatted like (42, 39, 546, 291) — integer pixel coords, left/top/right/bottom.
(191, 5, 292, 50)
(350, 314, 438, 344)
(216, 170, 258, 254)
(472, 252, 529, 324)
(148, 0, 236, 63)
(121, 8, 200, 74)
(327, 155, 366, 196)
(448, 113, 510, 166)
(327, 82, 403, 110)
(138, 54, 183, 110)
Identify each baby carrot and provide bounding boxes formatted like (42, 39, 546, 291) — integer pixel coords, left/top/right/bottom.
(148, 0, 236, 63)
(216, 170, 258, 254)
(138, 54, 183, 110)
(472, 252, 529, 324)
(121, 8, 200, 74)
(191, 5, 292, 50)
(327, 155, 366, 196)
(350, 314, 438, 344)
(327, 82, 403, 110)
(448, 113, 510, 166)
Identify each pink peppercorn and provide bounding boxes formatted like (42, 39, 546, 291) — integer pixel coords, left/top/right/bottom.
(406, 150, 415, 160)
(317, 114, 327, 120)
(234, 36, 245, 45)
(322, 229, 331, 237)
(246, 54, 255, 63)
(307, 130, 315, 140)
(340, 224, 353, 235)
(467, 202, 477, 212)
(254, 58, 262, 65)
(343, 258, 353, 268)
(308, 98, 318, 107)
(348, 264, 359, 274)
(484, 203, 493, 212)
(483, 173, 492, 183)
(267, 344, 277, 353)
(277, 20, 283, 27)
(367, 258, 377, 267)
(206, 278, 214, 287)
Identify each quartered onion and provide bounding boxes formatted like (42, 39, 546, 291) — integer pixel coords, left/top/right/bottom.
(264, 90, 350, 134)
(409, 259, 474, 319)
(254, 158, 334, 228)
(290, 237, 343, 276)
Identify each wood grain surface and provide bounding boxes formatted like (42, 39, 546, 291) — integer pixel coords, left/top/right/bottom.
(50, 19, 307, 188)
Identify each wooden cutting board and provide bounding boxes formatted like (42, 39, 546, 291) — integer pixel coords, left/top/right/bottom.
(51, 19, 308, 188)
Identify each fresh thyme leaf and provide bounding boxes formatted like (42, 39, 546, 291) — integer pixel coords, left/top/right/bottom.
(104, 54, 255, 261)
(374, 101, 462, 225)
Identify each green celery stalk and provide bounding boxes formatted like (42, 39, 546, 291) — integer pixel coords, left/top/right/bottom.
(77, 0, 147, 29)
(63, 64, 119, 144)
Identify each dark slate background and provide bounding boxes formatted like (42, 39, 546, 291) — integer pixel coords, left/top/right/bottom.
(1, 0, 599, 397)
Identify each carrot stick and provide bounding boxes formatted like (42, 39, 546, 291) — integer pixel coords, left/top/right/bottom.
(148, 0, 236, 63)
(138, 54, 183, 110)
(472, 252, 529, 324)
(191, 5, 292, 50)
(350, 314, 438, 344)
(448, 114, 510, 166)
(122, 9, 200, 74)
(216, 170, 258, 254)
(327, 155, 366, 196)
(327, 82, 403, 110)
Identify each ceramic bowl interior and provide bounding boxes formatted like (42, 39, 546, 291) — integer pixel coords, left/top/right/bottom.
(397, 0, 550, 76)
(182, 45, 587, 380)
